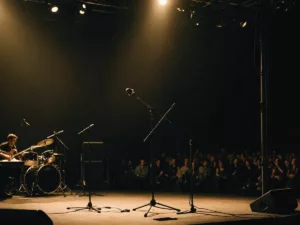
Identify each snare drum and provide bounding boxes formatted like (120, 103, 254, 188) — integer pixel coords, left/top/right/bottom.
(22, 152, 38, 167)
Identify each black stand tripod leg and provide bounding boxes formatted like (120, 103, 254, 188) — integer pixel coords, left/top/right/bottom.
(144, 206, 153, 217)
(133, 203, 150, 211)
(66, 142, 101, 213)
(133, 198, 181, 217)
(156, 202, 181, 211)
(67, 206, 101, 213)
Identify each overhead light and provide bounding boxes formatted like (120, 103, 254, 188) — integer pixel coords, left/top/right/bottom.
(240, 21, 247, 28)
(50, 6, 59, 13)
(82, 4, 87, 9)
(158, 0, 168, 6)
(79, 9, 86, 15)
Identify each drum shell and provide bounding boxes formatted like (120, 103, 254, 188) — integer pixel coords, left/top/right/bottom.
(24, 164, 61, 194)
(22, 152, 38, 167)
(42, 150, 56, 164)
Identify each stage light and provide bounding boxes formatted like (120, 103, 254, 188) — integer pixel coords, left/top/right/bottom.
(177, 8, 185, 12)
(79, 9, 85, 15)
(50, 6, 59, 13)
(158, 0, 168, 6)
(82, 4, 87, 9)
(240, 21, 247, 28)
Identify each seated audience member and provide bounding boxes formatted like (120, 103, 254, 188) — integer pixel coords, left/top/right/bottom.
(153, 159, 164, 188)
(125, 160, 135, 189)
(163, 157, 179, 191)
(215, 159, 228, 192)
(198, 159, 212, 191)
(177, 158, 189, 191)
(230, 158, 243, 192)
(134, 159, 148, 190)
(287, 158, 299, 191)
(242, 160, 257, 191)
(254, 159, 262, 191)
(270, 158, 284, 189)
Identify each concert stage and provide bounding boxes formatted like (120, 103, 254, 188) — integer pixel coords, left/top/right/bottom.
(0, 192, 299, 225)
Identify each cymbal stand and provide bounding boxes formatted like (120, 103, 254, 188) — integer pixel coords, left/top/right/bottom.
(55, 136, 72, 195)
(67, 124, 101, 213)
(129, 90, 179, 217)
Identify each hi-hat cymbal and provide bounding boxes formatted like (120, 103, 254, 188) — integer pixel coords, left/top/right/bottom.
(36, 138, 54, 147)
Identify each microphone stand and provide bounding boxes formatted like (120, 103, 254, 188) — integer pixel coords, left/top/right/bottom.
(127, 89, 172, 124)
(67, 124, 101, 213)
(129, 90, 180, 217)
(177, 139, 199, 214)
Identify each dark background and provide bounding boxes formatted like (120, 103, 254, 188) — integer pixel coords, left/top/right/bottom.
(0, 0, 299, 187)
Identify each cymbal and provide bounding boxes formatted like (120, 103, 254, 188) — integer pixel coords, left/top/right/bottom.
(36, 138, 54, 147)
(31, 145, 42, 149)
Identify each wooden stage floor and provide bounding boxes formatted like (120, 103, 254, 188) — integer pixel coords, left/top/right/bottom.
(0, 191, 299, 225)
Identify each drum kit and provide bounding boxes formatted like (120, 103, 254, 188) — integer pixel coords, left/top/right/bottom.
(17, 138, 71, 196)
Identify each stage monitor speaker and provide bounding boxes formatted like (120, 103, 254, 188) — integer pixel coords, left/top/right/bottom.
(250, 188, 298, 214)
(0, 209, 53, 225)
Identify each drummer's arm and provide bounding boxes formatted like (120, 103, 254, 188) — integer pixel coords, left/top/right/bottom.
(0, 150, 11, 160)
(13, 149, 22, 160)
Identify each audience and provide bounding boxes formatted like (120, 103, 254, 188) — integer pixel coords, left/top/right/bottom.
(118, 149, 300, 195)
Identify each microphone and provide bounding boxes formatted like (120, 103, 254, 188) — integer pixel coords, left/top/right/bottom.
(23, 118, 30, 127)
(125, 88, 135, 97)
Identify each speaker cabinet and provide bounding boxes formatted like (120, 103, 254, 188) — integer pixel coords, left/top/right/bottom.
(84, 160, 107, 189)
(0, 209, 53, 225)
(250, 188, 298, 213)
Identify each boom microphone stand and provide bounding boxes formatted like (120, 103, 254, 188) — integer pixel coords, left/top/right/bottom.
(177, 139, 198, 214)
(126, 88, 180, 217)
(67, 124, 101, 213)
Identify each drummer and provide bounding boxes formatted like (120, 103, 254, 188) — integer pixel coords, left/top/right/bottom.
(0, 133, 20, 199)
(0, 134, 22, 161)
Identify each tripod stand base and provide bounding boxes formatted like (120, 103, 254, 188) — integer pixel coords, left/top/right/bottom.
(17, 183, 30, 196)
(177, 205, 196, 214)
(61, 183, 72, 193)
(67, 202, 101, 213)
(133, 199, 180, 217)
(56, 182, 72, 197)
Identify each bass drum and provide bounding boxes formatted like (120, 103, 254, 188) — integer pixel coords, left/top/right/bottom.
(24, 164, 61, 194)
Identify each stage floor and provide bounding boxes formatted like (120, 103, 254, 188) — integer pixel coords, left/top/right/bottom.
(0, 191, 299, 225)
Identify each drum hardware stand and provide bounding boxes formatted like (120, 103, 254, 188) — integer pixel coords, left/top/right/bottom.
(55, 136, 72, 195)
(67, 124, 101, 213)
(55, 180, 66, 197)
(126, 89, 180, 217)
(177, 139, 199, 215)
(48, 130, 72, 196)
(17, 166, 31, 196)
